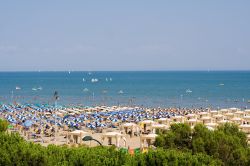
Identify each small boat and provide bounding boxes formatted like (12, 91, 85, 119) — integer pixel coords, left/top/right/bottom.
(37, 87, 43, 90)
(32, 88, 37, 91)
(83, 88, 89, 92)
(105, 78, 109, 82)
(91, 78, 98, 83)
(248, 100, 250, 103)
(110, 78, 112, 81)
(118, 90, 124, 94)
(68, 71, 71, 74)
(102, 90, 108, 94)
(186, 89, 192, 93)
(219, 83, 224, 86)
(16, 86, 21, 90)
(82, 78, 85, 82)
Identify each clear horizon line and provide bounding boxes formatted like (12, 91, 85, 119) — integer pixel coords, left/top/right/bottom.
(0, 69, 250, 72)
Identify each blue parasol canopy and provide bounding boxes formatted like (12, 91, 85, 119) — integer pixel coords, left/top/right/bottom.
(23, 120, 33, 127)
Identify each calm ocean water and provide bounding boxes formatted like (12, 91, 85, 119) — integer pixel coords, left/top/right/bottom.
(0, 71, 250, 108)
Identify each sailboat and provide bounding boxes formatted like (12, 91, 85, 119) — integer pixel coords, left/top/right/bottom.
(118, 90, 124, 94)
(91, 78, 98, 83)
(102, 90, 108, 94)
(83, 88, 89, 92)
(37, 86, 43, 90)
(186, 89, 192, 93)
(16, 86, 21, 90)
(32, 88, 37, 91)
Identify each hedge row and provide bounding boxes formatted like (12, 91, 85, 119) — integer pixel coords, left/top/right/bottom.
(0, 132, 220, 166)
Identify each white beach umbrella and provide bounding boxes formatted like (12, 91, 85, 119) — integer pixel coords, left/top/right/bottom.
(206, 126, 215, 131)
(144, 133, 158, 139)
(217, 120, 229, 124)
(141, 120, 155, 124)
(205, 122, 218, 128)
(123, 123, 137, 127)
(244, 109, 250, 115)
(185, 114, 197, 119)
(219, 109, 229, 114)
(103, 132, 122, 137)
(151, 124, 169, 130)
(239, 124, 250, 134)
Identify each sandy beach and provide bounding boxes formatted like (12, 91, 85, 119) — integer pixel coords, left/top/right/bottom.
(1, 103, 250, 150)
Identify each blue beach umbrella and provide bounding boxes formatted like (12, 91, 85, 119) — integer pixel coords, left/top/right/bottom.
(63, 114, 72, 121)
(23, 120, 33, 128)
(79, 114, 85, 118)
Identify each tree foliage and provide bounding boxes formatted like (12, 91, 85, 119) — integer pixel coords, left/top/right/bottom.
(0, 132, 220, 166)
(0, 119, 8, 132)
(155, 123, 250, 166)
(1, 119, 247, 165)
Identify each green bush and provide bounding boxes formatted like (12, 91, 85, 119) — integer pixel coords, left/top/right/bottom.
(0, 132, 221, 166)
(0, 119, 8, 132)
(155, 123, 192, 150)
(2, 122, 248, 165)
(155, 123, 250, 166)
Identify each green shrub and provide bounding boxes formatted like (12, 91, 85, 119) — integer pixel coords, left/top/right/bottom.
(155, 123, 250, 166)
(0, 119, 8, 132)
(0, 131, 221, 166)
(155, 123, 192, 150)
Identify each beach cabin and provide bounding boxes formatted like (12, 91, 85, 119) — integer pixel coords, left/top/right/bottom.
(185, 114, 197, 120)
(157, 118, 171, 125)
(122, 123, 139, 137)
(234, 111, 245, 118)
(229, 107, 240, 113)
(101, 132, 126, 147)
(171, 116, 184, 124)
(230, 117, 243, 125)
(200, 116, 212, 124)
(210, 110, 218, 116)
(213, 114, 224, 123)
(243, 116, 250, 124)
(150, 124, 169, 134)
(187, 119, 200, 129)
(67, 130, 89, 145)
(198, 112, 209, 119)
(205, 122, 218, 130)
(140, 134, 158, 149)
(244, 109, 250, 116)
(224, 113, 234, 120)
(239, 124, 250, 134)
(140, 120, 155, 134)
(217, 120, 230, 125)
(219, 109, 229, 115)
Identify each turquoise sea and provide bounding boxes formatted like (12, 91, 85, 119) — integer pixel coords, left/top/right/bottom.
(0, 71, 250, 108)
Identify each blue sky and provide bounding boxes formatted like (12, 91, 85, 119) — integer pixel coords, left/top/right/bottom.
(0, 0, 249, 71)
